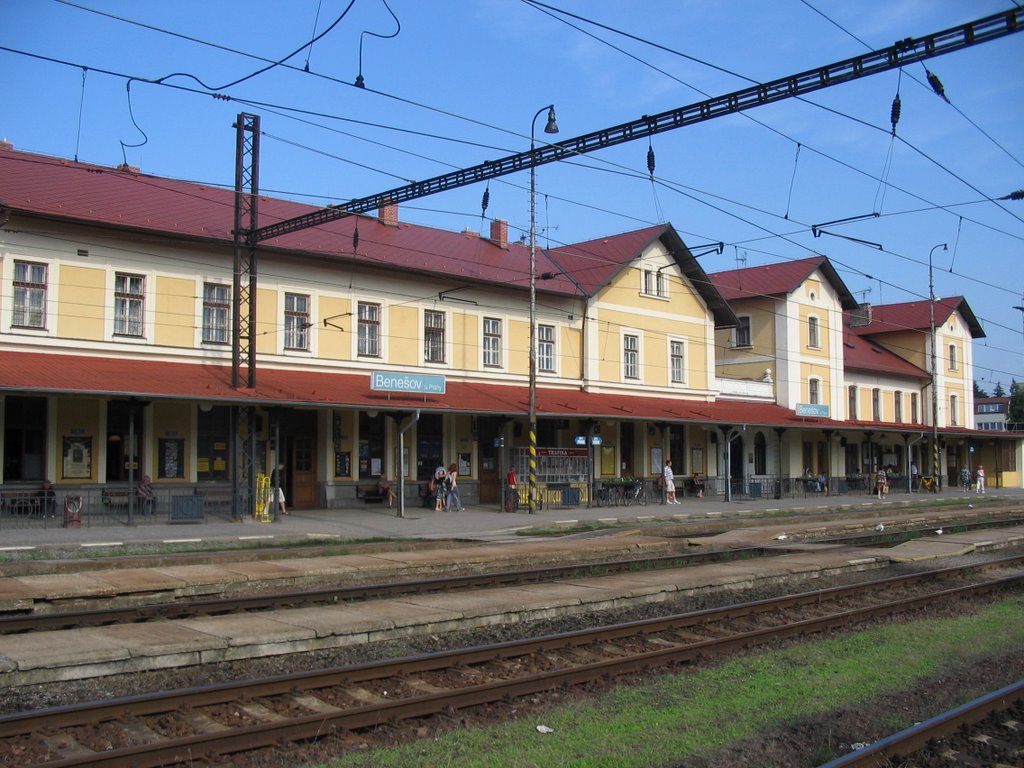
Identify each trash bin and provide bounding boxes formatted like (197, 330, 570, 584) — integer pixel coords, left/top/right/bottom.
(774, 480, 782, 500)
(63, 496, 82, 528)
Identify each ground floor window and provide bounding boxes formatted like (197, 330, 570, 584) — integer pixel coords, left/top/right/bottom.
(197, 406, 231, 481)
(4, 395, 46, 481)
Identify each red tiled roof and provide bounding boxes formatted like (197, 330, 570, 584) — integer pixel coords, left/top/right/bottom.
(0, 350, 999, 437)
(707, 256, 858, 310)
(0, 148, 584, 295)
(849, 297, 985, 339)
(842, 326, 929, 379)
(0, 350, 832, 429)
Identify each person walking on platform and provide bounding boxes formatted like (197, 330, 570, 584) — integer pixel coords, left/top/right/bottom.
(976, 465, 986, 494)
(663, 460, 678, 504)
(271, 463, 288, 516)
(505, 468, 518, 513)
(445, 463, 463, 512)
(960, 466, 972, 493)
(433, 465, 447, 512)
(875, 465, 888, 499)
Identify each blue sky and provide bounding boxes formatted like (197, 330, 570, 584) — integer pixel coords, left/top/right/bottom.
(4, 0, 1023, 389)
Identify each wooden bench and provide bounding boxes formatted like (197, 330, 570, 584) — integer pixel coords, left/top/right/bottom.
(356, 485, 385, 504)
(1, 489, 45, 516)
(194, 488, 233, 513)
(101, 487, 131, 510)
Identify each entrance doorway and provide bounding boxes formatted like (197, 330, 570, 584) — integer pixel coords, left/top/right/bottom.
(477, 417, 505, 503)
(274, 410, 317, 510)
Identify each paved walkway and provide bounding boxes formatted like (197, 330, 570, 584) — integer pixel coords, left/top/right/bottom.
(1, 486, 1018, 552)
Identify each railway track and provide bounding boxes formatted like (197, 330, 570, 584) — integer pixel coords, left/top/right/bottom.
(0, 545, 778, 633)
(1, 559, 1021, 768)
(820, 679, 1024, 767)
(4, 517, 1022, 636)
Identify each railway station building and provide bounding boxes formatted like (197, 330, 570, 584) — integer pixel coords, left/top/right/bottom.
(1, 143, 1020, 515)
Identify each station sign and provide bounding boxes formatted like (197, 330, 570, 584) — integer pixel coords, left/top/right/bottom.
(371, 371, 446, 395)
(795, 403, 830, 418)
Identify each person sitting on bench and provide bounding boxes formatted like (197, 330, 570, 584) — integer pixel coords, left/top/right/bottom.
(376, 475, 397, 509)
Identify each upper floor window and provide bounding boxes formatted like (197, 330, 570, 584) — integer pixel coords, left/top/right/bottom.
(894, 390, 903, 423)
(114, 272, 145, 337)
(13, 261, 47, 329)
(284, 293, 310, 350)
(424, 309, 445, 363)
(948, 344, 958, 371)
(950, 394, 959, 426)
(807, 315, 820, 349)
(872, 388, 881, 421)
(734, 316, 751, 347)
(202, 283, 230, 344)
(670, 340, 685, 383)
(642, 268, 667, 298)
(623, 334, 640, 379)
(358, 302, 381, 357)
(848, 385, 858, 420)
(538, 324, 556, 372)
(911, 392, 919, 424)
(808, 377, 820, 405)
(483, 317, 502, 367)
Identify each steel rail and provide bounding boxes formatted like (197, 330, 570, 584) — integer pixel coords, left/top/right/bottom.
(0, 545, 777, 633)
(1, 567, 1020, 768)
(818, 679, 1024, 767)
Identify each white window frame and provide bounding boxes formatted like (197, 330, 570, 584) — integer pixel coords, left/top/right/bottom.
(201, 282, 230, 344)
(734, 315, 752, 347)
(424, 308, 446, 364)
(623, 333, 640, 380)
(807, 315, 820, 349)
(114, 272, 146, 338)
(12, 260, 47, 329)
(483, 316, 502, 368)
(808, 377, 821, 405)
(284, 292, 310, 351)
(669, 338, 686, 384)
(538, 324, 556, 373)
(358, 301, 381, 358)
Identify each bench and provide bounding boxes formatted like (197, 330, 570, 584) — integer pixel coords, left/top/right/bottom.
(194, 487, 233, 514)
(1, 488, 48, 516)
(356, 485, 385, 504)
(101, 487, 131, 510)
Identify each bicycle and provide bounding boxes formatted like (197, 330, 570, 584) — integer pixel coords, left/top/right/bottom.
(629, 481, 648, 506)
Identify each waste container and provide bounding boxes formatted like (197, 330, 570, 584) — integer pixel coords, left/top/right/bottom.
(773, 480, 782, 500)
(63, 496, 82, 528)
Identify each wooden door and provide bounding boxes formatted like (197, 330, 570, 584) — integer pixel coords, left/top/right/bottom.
(289, 435, 316, 508)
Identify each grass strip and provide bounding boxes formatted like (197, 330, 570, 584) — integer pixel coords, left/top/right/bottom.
(319, 597, 1023, 768)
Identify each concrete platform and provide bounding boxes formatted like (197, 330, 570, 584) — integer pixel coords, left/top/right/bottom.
(1, 511, 1022, 687)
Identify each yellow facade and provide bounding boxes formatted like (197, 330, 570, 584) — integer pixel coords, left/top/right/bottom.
(154, 276, 195, 348)
(55, 397, 101, 483)
(57, 265, 105, 340)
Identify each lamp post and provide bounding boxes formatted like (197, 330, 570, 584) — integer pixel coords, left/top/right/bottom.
(929, 243, 947, 491)
(528, 104, 559, 514)
(1013, 297, 1024, 362)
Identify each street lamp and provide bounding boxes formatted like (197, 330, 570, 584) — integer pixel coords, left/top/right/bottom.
(528, 104, 559, 514)
(929, 243, 947, 491)
(1013, 297, 1024, 361)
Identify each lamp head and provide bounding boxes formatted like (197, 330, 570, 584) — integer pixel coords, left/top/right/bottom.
(544, 106, 559, 134)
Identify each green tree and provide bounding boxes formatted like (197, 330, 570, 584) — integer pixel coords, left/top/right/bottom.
(974, 380, 990, 399)
(993, 381, 1007, 398)
(1010, 380, 1024, 424)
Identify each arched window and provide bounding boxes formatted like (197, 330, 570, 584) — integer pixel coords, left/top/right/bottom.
(754, 432, 767, 475)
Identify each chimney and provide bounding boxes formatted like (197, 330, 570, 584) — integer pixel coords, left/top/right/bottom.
(490, 219, 509, 249)
(850, 302, 872, 327)
(378, 200, 398, 227)
(0, 139, 13, 152)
